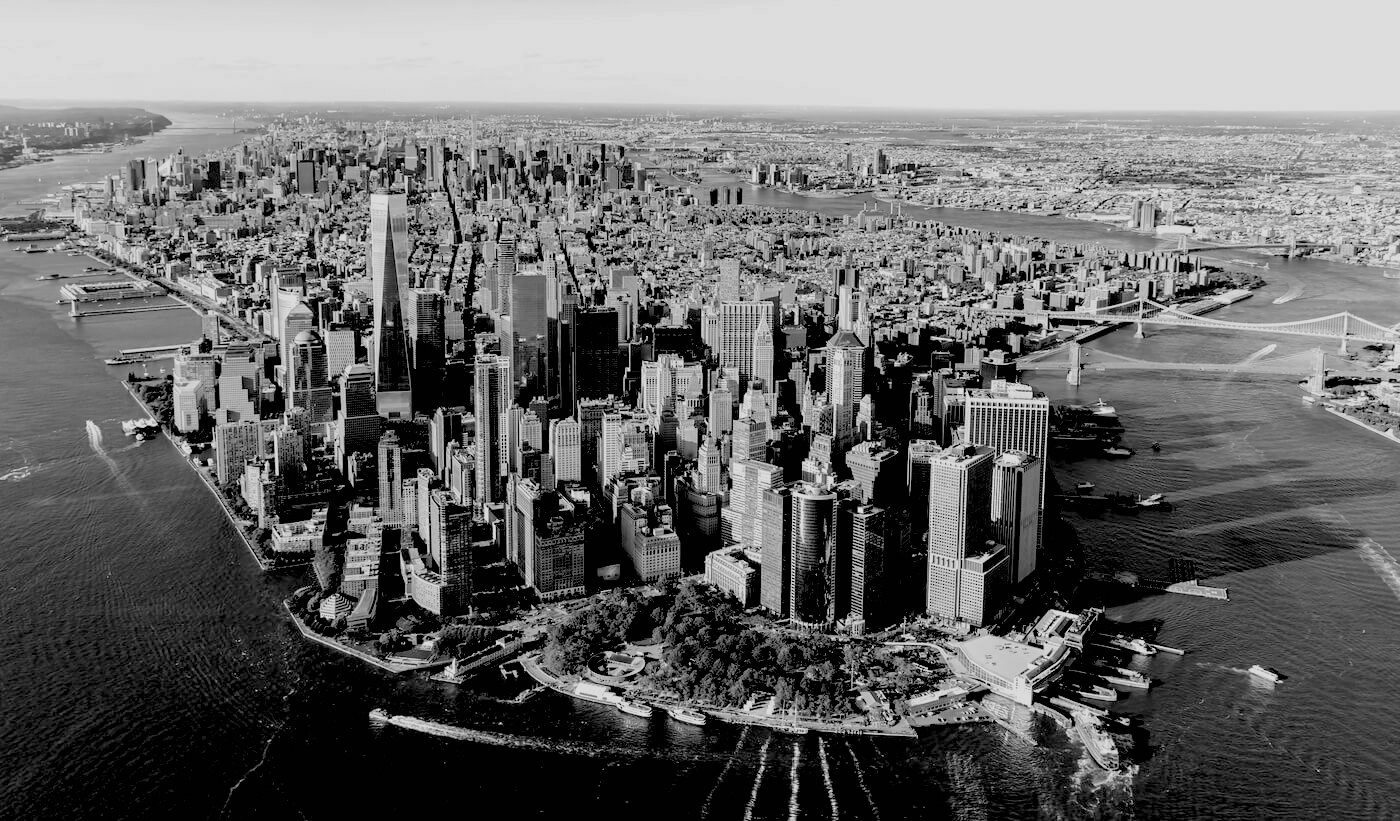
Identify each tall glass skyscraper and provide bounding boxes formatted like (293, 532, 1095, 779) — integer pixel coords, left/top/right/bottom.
(369, 192, 412, 418)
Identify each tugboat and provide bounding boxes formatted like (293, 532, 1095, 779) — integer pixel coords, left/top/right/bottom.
(1102, 445, 1134, 458)
(1248, 665, 1283, 683)
(1151, 441, 1162, 452)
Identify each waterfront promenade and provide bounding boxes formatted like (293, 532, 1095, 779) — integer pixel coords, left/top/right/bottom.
(519, 652, 918, 738)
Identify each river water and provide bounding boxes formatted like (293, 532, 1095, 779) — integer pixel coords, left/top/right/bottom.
(2, 123, 1398, 819)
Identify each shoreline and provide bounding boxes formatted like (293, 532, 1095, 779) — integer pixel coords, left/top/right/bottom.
(119, 379, 280, 571)
(284, 601, 450, 675)
(1322, 405, 1400, 446)
(519, 652, 918, 739)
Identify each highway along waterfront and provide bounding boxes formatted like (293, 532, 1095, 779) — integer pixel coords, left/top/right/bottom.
(4, 142, 1400, 818)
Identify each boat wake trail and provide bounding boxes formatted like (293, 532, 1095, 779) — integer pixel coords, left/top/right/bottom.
(1271, 284, 1304, 304)
(1358, 539, 1400, 603)
(1194, 662, 1253, 676)
(787, 740, 802, 821)
(86, 420, 120, 476)
(741, 736, 772, 821)
(0, 465, 33, 482)
(219, 730, 278, 819)
(817, 737, 839, 818)
(845, 739, 881, 821)
(700, 726, 750, 820)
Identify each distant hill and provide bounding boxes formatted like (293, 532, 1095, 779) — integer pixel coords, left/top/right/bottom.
(0, 105, 171, 128)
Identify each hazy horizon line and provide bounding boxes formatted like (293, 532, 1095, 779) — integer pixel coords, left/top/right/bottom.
(4, 98, 1400, 117)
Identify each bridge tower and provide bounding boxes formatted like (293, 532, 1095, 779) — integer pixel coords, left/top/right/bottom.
(1133, 299, 1145, 339)
(1307, 348, 1326, 395)
(1338, 313, 1349, 356)
(1067, 341, 1082, 386)
(1286, 232, 1298, 259)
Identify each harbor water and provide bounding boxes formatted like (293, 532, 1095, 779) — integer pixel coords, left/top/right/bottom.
(2, 121, 1399, 819)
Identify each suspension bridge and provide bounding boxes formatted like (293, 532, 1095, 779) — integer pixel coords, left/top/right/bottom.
(976, 296, 1400, 353)
(1018, 344, 1383, 392)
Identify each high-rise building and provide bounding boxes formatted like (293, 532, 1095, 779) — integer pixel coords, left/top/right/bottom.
(377, 431, 405, 527)
(172, 379, 205, 434)
(599, 412, 650, 486)
(962, 382, 1050, 463)
(549, 417, 582, 484)
(789, 481, 837, 627)
(825, 330, 868, 445)
(429, 406, 465, 476)
(217, 342, 259, 422)
(619, 490, 682, 582)
(406, 288, 445, 409)
(369, 192, 413, 417)
(287, 329, 332, 424)
(511, 478, 588, 600)
(425, 490, 473, 615)
(175, 344, 219, 420)
(926, 444, 1006, 626)
(338, 363, 381, 466)
(718, 301, 775, 389)
(696, 435, 721, 494)
(846, 441, 903, 504)
(718, 259, 742, 303)
(759, 485, 792, 616)
(574, 307, 620, 402)
(992, 451, 1043, 584)
(846, 503, 885, 630)
(510, 271, 548, 383)
(473, 355, 511, 508)
(214, 420, 262, 485)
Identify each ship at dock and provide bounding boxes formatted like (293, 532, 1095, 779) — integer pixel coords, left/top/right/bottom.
(121, 418, 160, 440)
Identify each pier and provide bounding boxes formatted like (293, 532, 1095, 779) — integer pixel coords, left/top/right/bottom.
(71, 302, 187, 318)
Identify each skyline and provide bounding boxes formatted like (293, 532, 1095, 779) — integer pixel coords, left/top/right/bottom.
(4, 0, 1398, 112)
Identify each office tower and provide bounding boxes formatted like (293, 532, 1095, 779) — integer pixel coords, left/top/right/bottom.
(287, 330, 333, 424)
(926, 444, 1005, 626)
(429, 406, 465, 475)
(724, 458, 783, 547)
(718, 301, 775, 389)
(516, 411, 544, 472)
(512, 478, 588, 600)
(577, 398, 610, 484)
(574, 307, 620, 402)
(496, 238, 518, 315)
(214, 420, 262, 485)
(473, 354, 511, 508)
(369, 192, 413, 417)
(324, 327, 357, 382)
(426, 490, 473, 615)
(296, 159, 317, 196)
(992, 451, 1043, 584)
(175, 344, 219, 418)
(549, 417, 582, 484)
(510, 271, 548, 382)
(759, 485, 792, 616)
(846, 441, 903, 504)
(697, 435, 721, 494)
(962, 382, 1050, 462)
(718, 259, 741, 303)
(172, 379, 204, 433)
(907, 440, 942, 536)
(377, 431, 405, 527)
(338, 363, 381, 468)
(217, 342, 258, 422)
(789, 481, 838, 627)
(619, 490, 682, 582)
(847, 503, 886, 629)
(751, 323, 775, 393)
(406, 288, 445, 409)
(280, 300, 314, 377)
(825, 330, 868, 445)
(414, 468, 435, 536)
(600, 412, 650, 486)
(732, 414, 768, 462)
(708, 386, 733, 440)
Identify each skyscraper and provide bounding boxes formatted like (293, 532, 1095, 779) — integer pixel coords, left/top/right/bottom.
(377, 431, 405, 527)
(789, 481, 837, 628)
(926, 444, 1007, 626)
(406, 288, 445, 410)
(217, 342, 259, 422)
(369, 192, 412, 417)
(338, 363, 381, 468)
(759, 485, 792, 616)
(473, 354, 511, 508)
(574, 307, 621, 402)
(426, 490, 473, 615)
(287, 330, 332, 424)
(718, 301, 775, 389)
(992, 451, 1043, 584)
(697, 435, 721, 494)
(549, 417, 582, 485)
(825, 330, 869, 446)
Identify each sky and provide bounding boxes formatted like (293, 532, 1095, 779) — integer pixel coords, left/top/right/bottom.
(2, 0, 1397, 112)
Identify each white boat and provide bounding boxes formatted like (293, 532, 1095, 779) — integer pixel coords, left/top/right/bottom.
(618, 699, 654, 718)
(1137, 494, 1166, 508)
(1090, 398, 1118, 417)
(1248, 664, 1282, 683)
(1076, 481, 1095, 492)
(666, 706, 708, 726)
(772, 723, 810, 736)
